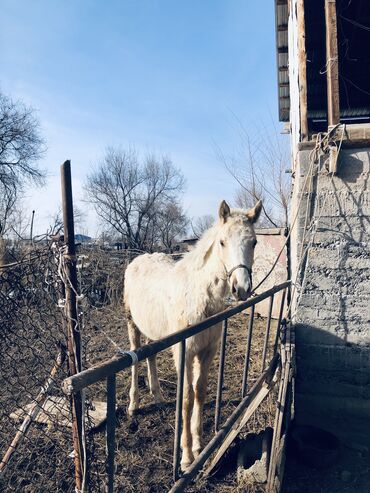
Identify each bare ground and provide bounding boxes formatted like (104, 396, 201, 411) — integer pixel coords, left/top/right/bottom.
(2, 294, 367, 492)
(82, 305, 279, 493)
(283, 443, 370, 493)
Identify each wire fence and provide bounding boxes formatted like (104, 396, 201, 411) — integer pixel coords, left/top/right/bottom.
(0, 162, 292, 493)
(0, 242, 74, 492)
(0, 240, 290, 493)
(0, 238, 143, 493)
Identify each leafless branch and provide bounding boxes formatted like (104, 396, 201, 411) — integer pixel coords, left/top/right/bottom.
(84, 147, 187, 251)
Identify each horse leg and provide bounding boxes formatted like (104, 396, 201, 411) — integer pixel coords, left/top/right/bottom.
(127, 316, 141, 416)
(173, 343, 194, 471)
(145, 338, 164, 404)
(191, 344, 218, 457)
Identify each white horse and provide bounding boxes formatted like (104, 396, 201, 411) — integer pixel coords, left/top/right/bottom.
(124, 199, 262, 470)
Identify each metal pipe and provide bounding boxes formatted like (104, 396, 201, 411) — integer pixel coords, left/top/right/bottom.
(261, 295, 274, 371)
(30, 209, 35, 244)
(274, 288, 287, 353)
(63, 281, 291, 394)
(173, 340, 186, 481)
(241, 304, 255, 398)
(215, 319, 228, 432)
(106, 374, 116, 493)
(169, 354, 279, 493)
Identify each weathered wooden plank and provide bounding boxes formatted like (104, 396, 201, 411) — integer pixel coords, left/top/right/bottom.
(10, 397, 107, 429)
(297, 0, 308, 141)
(267, 323, 295, 492)
(0, 348, 66, 474)
(169, 355, 280, 493)
(255, 228, 286, 236)
(325, 0, 340, 126)
(204, 365, 279, 477)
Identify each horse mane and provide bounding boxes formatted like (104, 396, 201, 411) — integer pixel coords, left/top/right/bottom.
(178, 209, 251, 272)
(177, 221, 220, 272)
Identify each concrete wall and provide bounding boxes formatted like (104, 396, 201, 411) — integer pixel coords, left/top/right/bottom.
(253, 231, 288, 319)
(291, 145, 370, 446)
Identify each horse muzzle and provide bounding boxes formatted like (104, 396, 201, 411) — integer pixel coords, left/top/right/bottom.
(231, 280, 250, 301)
(227, 264, 253, 301)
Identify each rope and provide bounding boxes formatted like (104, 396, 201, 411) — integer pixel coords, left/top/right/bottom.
(54, 241, 87, 492)
(286, 124, 346, 320)
(252, 124, 343, 296)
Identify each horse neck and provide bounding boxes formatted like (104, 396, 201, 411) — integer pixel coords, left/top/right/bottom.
(179, 232, 228, 312)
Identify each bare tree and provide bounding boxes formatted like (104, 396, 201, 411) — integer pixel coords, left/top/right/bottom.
(0, 188, 16, 237)
(216, 120, 290, 228)
(85, 147, 186, 251)
(45, 207, 86, 238)
(157, 201, 188, 252)
(0, 90, 45, 237)
(191, 214, 214, 239)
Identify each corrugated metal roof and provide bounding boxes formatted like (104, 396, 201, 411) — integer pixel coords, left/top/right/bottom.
(275, 0, 290, 121)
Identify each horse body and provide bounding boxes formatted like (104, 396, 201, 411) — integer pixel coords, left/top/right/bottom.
(124, 199, 262, 470)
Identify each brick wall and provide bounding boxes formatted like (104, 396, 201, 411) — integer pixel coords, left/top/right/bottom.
(291, 146, 370, 445)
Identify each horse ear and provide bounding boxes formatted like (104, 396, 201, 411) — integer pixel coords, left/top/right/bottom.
(219, 200, 230, 223)
(246, 200, 262, 223)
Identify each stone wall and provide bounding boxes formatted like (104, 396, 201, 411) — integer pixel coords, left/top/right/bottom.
(291, 145, 370, 445)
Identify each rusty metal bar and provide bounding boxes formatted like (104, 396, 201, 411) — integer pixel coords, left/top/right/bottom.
(241, 305, 255, 398)
(63, 282, 291, 394)
(274, 288, 287, 353)
(60, 160, 84, 491)
(261, 295, 274, 372)
(169, 354, 279, 493)
(215, 319, 228, 432)
(106, 374, 116, 493)
(173, 340, 186, 482)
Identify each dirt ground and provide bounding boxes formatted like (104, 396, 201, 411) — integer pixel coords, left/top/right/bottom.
(84, 304, 370, 493)
(82, 306, 279, 493)
(283, 443, 370, 493)
(4, 245, 367, 492)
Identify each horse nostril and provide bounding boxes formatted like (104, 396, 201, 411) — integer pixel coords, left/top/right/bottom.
(231, 279, 238, 297)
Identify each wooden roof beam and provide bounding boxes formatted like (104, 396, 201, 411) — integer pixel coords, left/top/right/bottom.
(325, 0, 340, 127)
(297, 0, 309, 141)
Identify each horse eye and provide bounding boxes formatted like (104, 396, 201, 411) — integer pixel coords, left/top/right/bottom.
(220, 240, 225, 247)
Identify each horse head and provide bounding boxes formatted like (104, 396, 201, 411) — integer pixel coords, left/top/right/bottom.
(217, 199, 262, 301)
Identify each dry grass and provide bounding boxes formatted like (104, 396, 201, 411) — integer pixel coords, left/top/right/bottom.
(0, 247, 280, 492)
(82, 305, 279, 493)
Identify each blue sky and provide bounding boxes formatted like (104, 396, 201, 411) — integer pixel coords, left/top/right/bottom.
(1, 0, 282, 236)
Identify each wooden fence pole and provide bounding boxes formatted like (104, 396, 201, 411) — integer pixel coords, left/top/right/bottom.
(60, 160, 85, 492)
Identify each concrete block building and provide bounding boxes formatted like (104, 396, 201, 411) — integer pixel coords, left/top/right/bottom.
(275, 0, 370, 445)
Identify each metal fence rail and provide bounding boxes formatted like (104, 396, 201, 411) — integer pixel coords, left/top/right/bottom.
(63, 280, 290, 493)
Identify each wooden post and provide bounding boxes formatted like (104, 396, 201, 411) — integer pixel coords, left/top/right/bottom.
(60, 160, 85, 492)
(325, 0, 340, 126)
(297, 0, 309, 140)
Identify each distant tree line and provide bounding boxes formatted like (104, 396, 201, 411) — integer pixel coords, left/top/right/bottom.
(0, 87, 290, 262)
